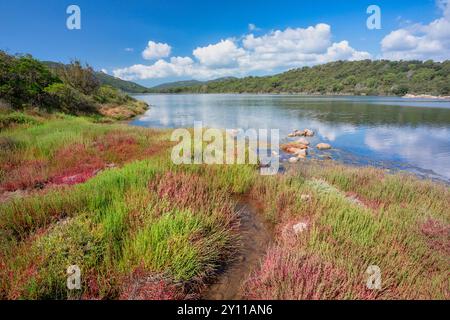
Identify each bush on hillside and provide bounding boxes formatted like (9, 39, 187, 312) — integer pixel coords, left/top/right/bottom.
(95, 85, 131, 105)
(0, 51, 59, 108)
(53, 60, 100, 95)
(44, 83, 97, 114)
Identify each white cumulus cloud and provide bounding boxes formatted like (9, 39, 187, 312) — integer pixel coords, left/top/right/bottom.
(193, 39, 246, 68)
(113, 23, 370, 81)
(142, 41, 172, 60)
(381, 0, 450, 60)
(243, 24, 331, 54)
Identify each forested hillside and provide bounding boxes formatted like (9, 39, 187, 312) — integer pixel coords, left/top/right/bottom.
(153, 60, 450, 96)
(43, 61, 150, 93)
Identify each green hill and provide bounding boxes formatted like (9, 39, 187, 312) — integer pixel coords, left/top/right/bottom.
(42, 61, 149, 94)
(94, 71, 149, 93)
(150, 77, 238, 91)
(151, 80, 203, 90)
(152, 60, 450, 96)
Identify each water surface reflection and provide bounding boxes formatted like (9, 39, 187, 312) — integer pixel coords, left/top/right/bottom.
(132, 94, 450, 182)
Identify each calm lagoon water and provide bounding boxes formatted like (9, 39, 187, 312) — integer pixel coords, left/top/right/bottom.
(132, 94, 450, 182)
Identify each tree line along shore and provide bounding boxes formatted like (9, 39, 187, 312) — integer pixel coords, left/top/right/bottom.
(150, 60, 450, 97)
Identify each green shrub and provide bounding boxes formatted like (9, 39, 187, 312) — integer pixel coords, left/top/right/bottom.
(95, 85, 131, 105)
(0, 112, 41, 129)
(44, 83, 97, 114)
(0, 51, 59, 108)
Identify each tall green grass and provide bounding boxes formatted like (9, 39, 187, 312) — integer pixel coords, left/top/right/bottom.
(0, 120, 243, 298)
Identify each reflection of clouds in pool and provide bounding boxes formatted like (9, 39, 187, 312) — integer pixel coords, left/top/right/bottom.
(308, 121, 357, 141)
(365, 127, 450, 179)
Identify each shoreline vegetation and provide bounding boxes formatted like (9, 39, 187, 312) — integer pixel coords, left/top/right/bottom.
(1, 52, 449, 300)
(0, 51, 148, 130)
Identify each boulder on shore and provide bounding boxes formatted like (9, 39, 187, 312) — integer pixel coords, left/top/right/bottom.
(316, 143, 332, 150)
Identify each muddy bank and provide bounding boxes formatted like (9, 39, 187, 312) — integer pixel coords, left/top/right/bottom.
(202, 198, 273, 300)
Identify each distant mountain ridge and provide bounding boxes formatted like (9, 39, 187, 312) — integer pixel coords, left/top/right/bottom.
(42, 61, 150, 94)
(150, 60, 450, 96)
(150, 77, 238, 90)
(151, 80, 203, 90)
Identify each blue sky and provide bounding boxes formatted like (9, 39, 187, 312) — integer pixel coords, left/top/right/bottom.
(1, 0, 448, 86)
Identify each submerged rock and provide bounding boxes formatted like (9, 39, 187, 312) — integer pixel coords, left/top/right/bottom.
(316, 143, 332, 150)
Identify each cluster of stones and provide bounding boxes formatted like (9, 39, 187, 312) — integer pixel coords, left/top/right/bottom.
(283, 129, 332, 163)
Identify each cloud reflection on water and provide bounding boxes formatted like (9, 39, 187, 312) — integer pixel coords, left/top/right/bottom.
(132, 94, 450, 182)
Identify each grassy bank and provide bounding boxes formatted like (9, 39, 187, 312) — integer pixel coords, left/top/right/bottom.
(0, 117, 254, 299)
(244, 162, 449, 299)
(0, 117, 448, 299)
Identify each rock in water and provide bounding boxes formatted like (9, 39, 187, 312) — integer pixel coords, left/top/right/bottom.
(296, 137, 310, 145)
(288, 129, 314, 138)
(316, 143, 332, 150)
(295, 149, 307, 158)
(282, 143, 308, 153)
(288, 157, 298, 163)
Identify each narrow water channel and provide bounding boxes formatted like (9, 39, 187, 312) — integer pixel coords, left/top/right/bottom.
(202, 199, 273, 300)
